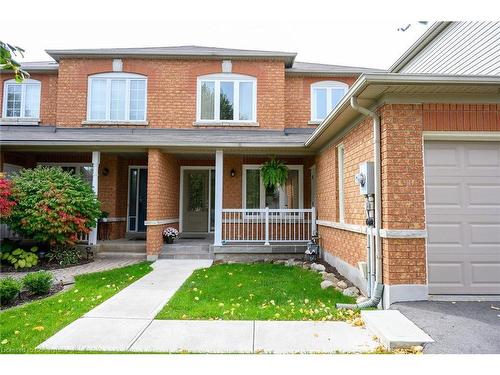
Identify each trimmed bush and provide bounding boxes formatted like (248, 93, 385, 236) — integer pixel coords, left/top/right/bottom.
(0, 277, 22, 305)
(22, 271, 53, 295)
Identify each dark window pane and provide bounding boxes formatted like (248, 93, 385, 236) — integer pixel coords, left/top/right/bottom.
(220, 82, 234, 120)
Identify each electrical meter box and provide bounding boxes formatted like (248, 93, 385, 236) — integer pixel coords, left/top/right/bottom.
(355, 161, 375, 196)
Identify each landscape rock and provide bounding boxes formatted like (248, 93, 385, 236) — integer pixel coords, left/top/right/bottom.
(343, 286, 360, 297)
(285, 259, 296, 267)
(322, 273, 340, 284)
(320, 280, 334, 289)
(310, 263, 326, 272)
(273, 260, 286, 265)
(356, 296, 369, 304)
(336, 280, 348, 290)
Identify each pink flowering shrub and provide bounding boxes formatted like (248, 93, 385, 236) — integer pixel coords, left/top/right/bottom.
(0, 178, 16, 218)
(6, 167, 101, 246)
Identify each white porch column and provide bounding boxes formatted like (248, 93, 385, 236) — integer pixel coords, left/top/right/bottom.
(214, 149, 223, 246)
(89, 151, 100, 245)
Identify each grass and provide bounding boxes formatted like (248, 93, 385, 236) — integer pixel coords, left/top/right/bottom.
(0, 261, 152, 354)
(156, 263, 356, 321)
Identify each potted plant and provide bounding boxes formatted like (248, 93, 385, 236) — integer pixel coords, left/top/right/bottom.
(162, 227, 179, 244)
(260, 157, 289, 192)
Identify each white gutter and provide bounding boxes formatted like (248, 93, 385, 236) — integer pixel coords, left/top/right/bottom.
(350, 97, 382, 287)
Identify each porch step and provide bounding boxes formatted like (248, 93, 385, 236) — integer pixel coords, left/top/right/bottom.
(159, 242, 213, 260)
(99, 241, 146, 253)
(96, 252, 147, 260)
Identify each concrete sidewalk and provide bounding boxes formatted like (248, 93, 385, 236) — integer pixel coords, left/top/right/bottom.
(38, 258, 380, 353)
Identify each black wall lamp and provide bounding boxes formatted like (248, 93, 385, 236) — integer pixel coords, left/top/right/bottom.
(230, 168, 236, 177)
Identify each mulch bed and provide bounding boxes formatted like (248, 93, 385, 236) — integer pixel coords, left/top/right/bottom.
(0, 258, 94, 273)
(1, 283, 64, 310)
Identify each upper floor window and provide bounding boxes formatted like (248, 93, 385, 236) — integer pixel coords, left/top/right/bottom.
(87, 73, 147, 122)
(197, 74, 256, 123)
(2, 79, 41, 118)
(310, 81, 348, 122)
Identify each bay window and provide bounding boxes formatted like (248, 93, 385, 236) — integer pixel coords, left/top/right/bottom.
(243, 165, 303, 209)
(87, 73, 147, 122)
(2, 79, 41, 119)
(197, 74, 256, 123)
(310, 81, 348, 122)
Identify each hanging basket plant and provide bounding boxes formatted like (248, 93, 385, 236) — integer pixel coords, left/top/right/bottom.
(260, 157, 289, 192)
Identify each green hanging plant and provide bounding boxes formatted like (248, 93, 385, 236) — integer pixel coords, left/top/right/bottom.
(260, 157, 289, 191)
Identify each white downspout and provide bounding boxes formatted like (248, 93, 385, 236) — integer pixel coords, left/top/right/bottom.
(350, 97, 382, 286)
(336, 97, 384, 309)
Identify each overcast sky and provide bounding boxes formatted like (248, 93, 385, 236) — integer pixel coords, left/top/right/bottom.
(3, 1, 491, 70)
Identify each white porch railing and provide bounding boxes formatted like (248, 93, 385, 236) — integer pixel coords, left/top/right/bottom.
(221, 207, 316, 244)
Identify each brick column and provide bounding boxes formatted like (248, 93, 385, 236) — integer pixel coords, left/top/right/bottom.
(146, 149, 179, 260)
(380, 104, 427, 299)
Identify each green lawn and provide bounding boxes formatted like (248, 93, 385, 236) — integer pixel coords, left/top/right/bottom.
(156, 263, 356, 321)
(0, 262, 152, 354)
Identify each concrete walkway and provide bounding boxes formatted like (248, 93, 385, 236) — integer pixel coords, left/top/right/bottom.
(38, 259, 379, 353)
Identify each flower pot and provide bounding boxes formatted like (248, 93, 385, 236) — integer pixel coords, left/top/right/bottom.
(164, 237, 174, 244)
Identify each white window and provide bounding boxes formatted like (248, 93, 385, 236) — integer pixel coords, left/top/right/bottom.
(337, 145, 345, 223)
(311, 81, 348, 122)
(242, 165, 303, 209)
(197, 74, 256, 123)
(87, 73, 147, 122)
(2, 79, 41, 118)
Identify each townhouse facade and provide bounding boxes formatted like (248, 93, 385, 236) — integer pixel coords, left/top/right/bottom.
(1, 21, 499, 306)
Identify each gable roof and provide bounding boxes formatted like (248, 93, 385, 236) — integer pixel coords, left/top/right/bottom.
(286, 61, 385, 76)
(45, 45, 297, 67)
(389, 22, 451, 72)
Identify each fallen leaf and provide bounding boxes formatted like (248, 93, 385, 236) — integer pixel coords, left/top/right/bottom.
(1, 339, 8, 345)
(32, 326, 45, 331)
(491, 305, 500, 311)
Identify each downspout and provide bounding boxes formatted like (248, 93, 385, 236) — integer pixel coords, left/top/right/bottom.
(337, 97, 384, 309)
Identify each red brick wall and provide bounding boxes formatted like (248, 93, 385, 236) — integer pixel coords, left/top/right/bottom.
(146, 149, 180, 255)
(423, 103, 500, 131)
(315, 117, 373, 268)
(285, 76, 356, 128)
(0, 72, 58, 125)
(55, 58, 287, 130)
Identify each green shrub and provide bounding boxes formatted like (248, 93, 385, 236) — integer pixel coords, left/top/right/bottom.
(0, 277, 22, 305)
(7, 166, 101, 246)
(47, 246, 81, 267)
(1, 246, 39, 269)
(22, 271, 53, 295)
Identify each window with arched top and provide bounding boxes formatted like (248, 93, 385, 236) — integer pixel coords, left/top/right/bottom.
(87, 72, 147, 122)
(310, 81, 348, 122)
(197, 73, 256, 123)
(2, 79, 41, 119)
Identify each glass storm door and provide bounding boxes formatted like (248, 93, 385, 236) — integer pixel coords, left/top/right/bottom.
(183, 169, 210, 232)
(128, 167, 148, 232)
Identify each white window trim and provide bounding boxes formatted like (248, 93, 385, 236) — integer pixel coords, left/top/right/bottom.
(310, 81, 348, 122)
(86, 72, 148, 123)
(2, 79, 41, 120)
(196, 73, 257, 124)
(242, 164, 304, 209)
(337, 144, 345, 223)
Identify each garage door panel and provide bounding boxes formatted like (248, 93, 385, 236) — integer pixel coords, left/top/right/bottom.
(425, 141, 500, 295)
(427, 223, 463, 245)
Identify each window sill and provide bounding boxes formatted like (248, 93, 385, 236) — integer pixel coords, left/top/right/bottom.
(82, 120, 149, 126)
(193, 121, 259, 127)
(0, 118, 40, 125)
(308, 120, 322, 126)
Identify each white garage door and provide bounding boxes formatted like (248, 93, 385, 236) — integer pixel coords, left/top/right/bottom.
(425, 141, 500, 295)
